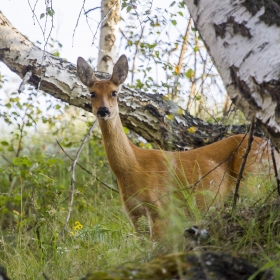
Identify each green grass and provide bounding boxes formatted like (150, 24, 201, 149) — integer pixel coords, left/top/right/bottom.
(1, 128, 280, 279)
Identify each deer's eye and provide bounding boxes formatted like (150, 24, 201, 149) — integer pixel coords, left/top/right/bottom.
(112, 91, 118, 97)
(90, 92, 96, 98)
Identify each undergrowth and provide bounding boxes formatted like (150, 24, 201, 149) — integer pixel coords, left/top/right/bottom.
(0, 107, 280, 279)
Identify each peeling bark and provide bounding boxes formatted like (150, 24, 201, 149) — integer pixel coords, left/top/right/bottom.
(0, 11, 263, 150)
(98, 0, 120, 73)
(184, 0, 280, 150)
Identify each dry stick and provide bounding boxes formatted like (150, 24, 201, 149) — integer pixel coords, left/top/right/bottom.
(56, 140, 117, 193)
(61, 120, 98, 237)
(270, 142, 280, 196)
(173, 17, 193, 97)
(232, 116, 256, 209)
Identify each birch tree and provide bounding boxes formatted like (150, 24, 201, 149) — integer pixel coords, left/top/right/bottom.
(97, 0, 121, 73)
(183, 0, 280, 149)
(0, 10, 255, 150)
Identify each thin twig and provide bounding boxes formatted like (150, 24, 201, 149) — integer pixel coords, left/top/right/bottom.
(56, 140, 117, 193)
(232, 116, 256, 209)
(187, 28, 198, 114)
(15, 107, 29, 158)
(72, 0, 86, 47)
(173, 17, 192, 97)
(18, 71, 32, 93)
(38, 0, 55, 91)
(61, 120, 98, 237)
(131, 26, 145, 85)
(270, 142, 280, 196)
(153, 134, 249, 204)
(84, 7, 101, 15)
(91, 1, 119, 46)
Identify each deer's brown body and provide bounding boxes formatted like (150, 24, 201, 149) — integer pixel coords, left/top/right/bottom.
(77, 55, 275, 240)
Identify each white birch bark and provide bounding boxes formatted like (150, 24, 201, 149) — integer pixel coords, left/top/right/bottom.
(184, 0, 280, 149)
(98, 0, 121, 73)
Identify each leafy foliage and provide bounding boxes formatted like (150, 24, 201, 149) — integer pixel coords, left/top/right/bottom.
(1, 1, 280, 279)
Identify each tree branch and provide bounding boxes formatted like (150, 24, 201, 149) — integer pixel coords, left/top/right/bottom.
(0, 11, 267, 151)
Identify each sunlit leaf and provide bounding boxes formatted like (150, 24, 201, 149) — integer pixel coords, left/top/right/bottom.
(185, 68, 194, 80)
(187, 126, 197, 134)
(167, 114, 174, 121)
(123, 127, 129, 134)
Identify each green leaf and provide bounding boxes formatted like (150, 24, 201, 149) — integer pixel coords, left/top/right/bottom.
(40, 13, 45, 19)
(185, 68, 194, 79)
(5, 103, 11, 108)
(126, 6, 132, 13)
(47, 7, 55, 17)
(53, 51, 60, 57)
(123, 127, 129, 134)
(171, 20, 177, 26)
(170, 1, 176, 7)
(121, 2, 128, 9)
(194, 45, 199, 52)
(1, 141, 9, 146)
(55, 104, 61, 110)
(178, 11, 183, 17)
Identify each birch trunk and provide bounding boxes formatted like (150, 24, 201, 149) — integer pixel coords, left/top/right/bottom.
(98, 0, 121, 73)
(184, 0, 280, 150)
(0, 11, 265, 150)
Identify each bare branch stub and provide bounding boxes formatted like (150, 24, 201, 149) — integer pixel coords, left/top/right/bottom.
(18, 71, 32, 93)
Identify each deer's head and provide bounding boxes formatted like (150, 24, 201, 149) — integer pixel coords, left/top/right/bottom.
(77, 55, 128, 120)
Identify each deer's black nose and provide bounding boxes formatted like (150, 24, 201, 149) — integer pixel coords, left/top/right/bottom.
(97, 107, 110, 117)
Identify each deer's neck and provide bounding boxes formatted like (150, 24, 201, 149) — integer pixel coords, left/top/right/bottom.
(98, 115, 137, 175)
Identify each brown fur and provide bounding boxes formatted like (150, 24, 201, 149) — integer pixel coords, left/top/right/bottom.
(77, 55, 277, 240)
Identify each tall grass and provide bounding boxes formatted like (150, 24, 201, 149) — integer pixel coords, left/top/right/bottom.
(1, 122, 280, 279)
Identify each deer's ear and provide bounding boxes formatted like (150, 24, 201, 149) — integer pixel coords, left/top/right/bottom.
(77, 57, 97, 87)
(111, 55, 128, 86)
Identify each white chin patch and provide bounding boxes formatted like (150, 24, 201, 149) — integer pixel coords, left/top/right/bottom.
(98, 115, 111, 121)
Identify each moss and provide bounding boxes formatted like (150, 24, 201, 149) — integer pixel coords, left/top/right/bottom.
(242, 0, 280, 26)
(84, 252, 271, 280)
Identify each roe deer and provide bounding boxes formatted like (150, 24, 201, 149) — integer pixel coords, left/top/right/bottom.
(77, 54, 277, 240)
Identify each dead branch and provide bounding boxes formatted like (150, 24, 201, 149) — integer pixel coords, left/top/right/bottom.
(56, 140, 118, 193)
(61, 120, 98, 237)
(233, 116, 256, 209)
